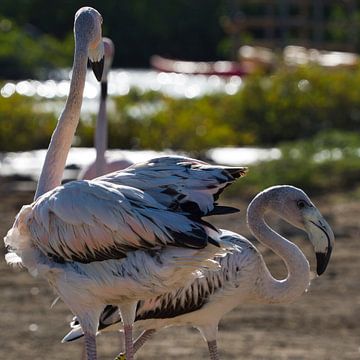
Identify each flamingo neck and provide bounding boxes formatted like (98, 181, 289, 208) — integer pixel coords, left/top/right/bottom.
(94, 81, 108, 177)
(247, 194, 310, 303)
(35, 40, 88, 199)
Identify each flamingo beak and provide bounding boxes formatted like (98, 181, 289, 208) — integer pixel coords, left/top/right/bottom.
(90, 57, 104, 82)
(316, 249, 332, 276)
(304, 208, 334, 276)
(311, 219, 333, 275)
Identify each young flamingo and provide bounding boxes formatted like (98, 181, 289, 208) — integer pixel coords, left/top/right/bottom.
(63, 185, 334, 360)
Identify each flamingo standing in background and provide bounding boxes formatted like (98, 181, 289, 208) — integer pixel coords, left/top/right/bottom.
(4, 7, 248, 360)
(79, 37, 132, 180)
(63, 185, 334, 360)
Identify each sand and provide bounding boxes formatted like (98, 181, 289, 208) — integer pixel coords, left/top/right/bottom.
(1, 183, 359, 359)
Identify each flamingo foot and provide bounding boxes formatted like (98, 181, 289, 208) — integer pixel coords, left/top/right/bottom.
(114, 353, 126, 360)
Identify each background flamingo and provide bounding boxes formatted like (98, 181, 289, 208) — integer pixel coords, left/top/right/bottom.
(63, 185, 334, 360)
(79, 37, 132, 180)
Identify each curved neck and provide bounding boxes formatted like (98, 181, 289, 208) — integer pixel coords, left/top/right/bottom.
(94, 81, 108, 176)
(35, 40, 88, 199)
(247, 195, 310, 303)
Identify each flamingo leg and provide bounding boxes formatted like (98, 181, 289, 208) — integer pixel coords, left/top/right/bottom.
(133, 329, 156, 353)
(84, 332, 97, 360)
(118, 331, 126, 353)
(118, 302, 138, 360)
(207, 340, 220, 360)
(114, 329, 157, 359)
(123, 324, 134, 360)
(75, 308, 102, 360)
(81, 342, 87, 360)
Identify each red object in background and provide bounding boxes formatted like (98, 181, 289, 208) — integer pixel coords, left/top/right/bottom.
(150, 55, 248, 77)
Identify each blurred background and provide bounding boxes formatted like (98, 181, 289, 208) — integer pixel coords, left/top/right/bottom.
(1, 1, 360, 359)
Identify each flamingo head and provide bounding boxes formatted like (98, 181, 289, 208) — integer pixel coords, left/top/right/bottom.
(74, 7, 105, 81)
(265, 185, 335, 276)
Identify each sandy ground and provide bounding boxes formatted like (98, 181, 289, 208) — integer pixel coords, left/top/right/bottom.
(0, 181, 359, 360)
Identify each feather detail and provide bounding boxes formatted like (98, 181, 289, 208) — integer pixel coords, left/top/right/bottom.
(61, 230, 250, 341)
(99, 156, 247, 217)
(20, 180, 218, 263)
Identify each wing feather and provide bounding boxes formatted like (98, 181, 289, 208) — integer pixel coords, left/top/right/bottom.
(98, 156, 247, 216)
(28, 180, 215, 263)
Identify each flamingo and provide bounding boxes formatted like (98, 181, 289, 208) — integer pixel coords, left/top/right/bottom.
(78, 36, 130, 359)
(62, 185, 334, 360)
(4, 7, 248, 360)
(79, 37, 132, 180)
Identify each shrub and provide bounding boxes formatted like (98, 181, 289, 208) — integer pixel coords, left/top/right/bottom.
(0, 94, 57, 151)
(0, 16, 73, 79)
(109, 90, 241, 153)
(107, 65, 360, 153)
(227, 130, 360, 198)
(2, 65, 360, 156)
(232, 65, 360, 144)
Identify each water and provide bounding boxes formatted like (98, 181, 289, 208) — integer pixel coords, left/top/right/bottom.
(0, 69, 243, 106)
(0, 69, 273, 184)
(0, 147, 280, 183)
(0, 148, 170, 181)
(207, 147, 281, 166)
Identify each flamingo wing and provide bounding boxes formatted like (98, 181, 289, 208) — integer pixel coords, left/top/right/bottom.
(98, 156, 247, 216)
(61, 229, 252, 342)
(27, 179, 217, 263)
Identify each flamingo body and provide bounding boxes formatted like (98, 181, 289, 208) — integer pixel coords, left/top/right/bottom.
(63, 186, 334, 360)
(4, 8, 247, 360)
(6, 161, 242, 360)
(80, 159, 132, 180)
(63, 231, 266, 343)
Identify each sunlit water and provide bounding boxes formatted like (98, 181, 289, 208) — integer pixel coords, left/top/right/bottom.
(207, 147, 281, 166)
(0, 147, 282, 182)
(0, 148, 170, 181)
(1, 68, 243, 108)
(0, 69, 279, 183)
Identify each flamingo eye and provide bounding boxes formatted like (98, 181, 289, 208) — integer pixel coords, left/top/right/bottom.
(297, 200, 307, 209)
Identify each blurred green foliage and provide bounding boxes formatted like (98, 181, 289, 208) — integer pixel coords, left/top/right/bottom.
(106, 90, 241, 152)
(0, 16, 74, 79)
(1, 64, 360, 193)
(229, 130, 360, 198)
(1, 1, 360, 79)
(227, 65, 360, 144)
(0, 94, 57, 151)
(0, 0, 226, 77)
(104, 65, 360, 151)
(2, 65, 360, 153)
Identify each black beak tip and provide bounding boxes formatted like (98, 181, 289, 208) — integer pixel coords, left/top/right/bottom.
(90, 57, 104, 82)
(316, 248, 332, 276)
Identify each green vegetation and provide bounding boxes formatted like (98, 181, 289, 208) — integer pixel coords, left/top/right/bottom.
(235, 65, 360, 144)
(1, 65, 360, 193)
(105, 65, 360, 151)
(2, 65, 360, 153)
(0, 94, 57, 151)
(0, 16, 73, 79)
(231, 130, 360, 198)
(2, 1, 360, 79)
(0, 0, 226, 77)
(107, 90, 240, 152)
